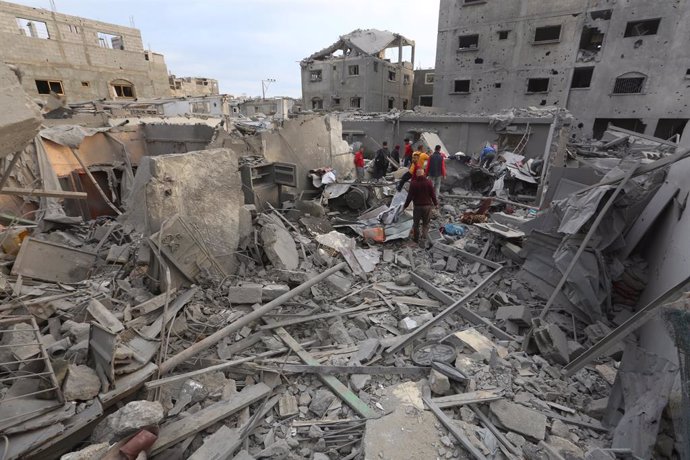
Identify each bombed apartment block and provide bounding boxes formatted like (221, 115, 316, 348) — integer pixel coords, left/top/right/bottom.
(301, 28, 415, 112)
(0, 0, 171, 103)
(169, 74, 220, 97)
(433, 0, 690, 140)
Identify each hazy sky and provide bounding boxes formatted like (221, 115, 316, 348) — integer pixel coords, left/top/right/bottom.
(12, 0, 440, 97)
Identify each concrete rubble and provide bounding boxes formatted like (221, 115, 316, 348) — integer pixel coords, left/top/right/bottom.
(0, 84, 686, 460)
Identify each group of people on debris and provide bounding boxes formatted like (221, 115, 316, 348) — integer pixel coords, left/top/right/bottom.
(353, 138, 447, 248)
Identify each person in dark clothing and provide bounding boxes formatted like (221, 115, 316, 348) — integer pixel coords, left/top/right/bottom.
(425, 145, 446, 197)
(390, 144, 401, 172)
(403, 168, 438, 248)
(373, 141, 389, 180)
(402, 138, 413, 167)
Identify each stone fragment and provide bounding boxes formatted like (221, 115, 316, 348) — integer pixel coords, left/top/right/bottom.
(262, 284, 290, 301)
(353, 338, 379, 362)
(506, 432, 526, 447)
(233, 450, 256, 460)
(309, 389, 336, 417)
(546, 435, 584, 458)
(308, 424, 323, 439)
(532, 320, 570, 365)
(325, 272, 353, 294)
(60, 442, 110, 460)
(550, 419, 570, 438)
(228, 284, 262, 304)
(396, 255, 411, 268)
(329, 321, 353, 345)
(445, 256, 459, 272)
(585, 397, 609, 418)
(256, 438, 290, 459)
(106, 244, 131, 264)
(261, 223, 299, 270)
(382, 249, 394, 263)
(350, 374, 371, 391)
(313, 453, 330, 460)
(495, 305, 532, 326)
(429, 369, 450, 395)
(395, 273, 412, 286)
(278, 393, 299, 418)
(398, 317, 418, 332)
(490, 400, 547, 441)
(594, 364, 617, 386)
(91, 400, 164, 443)
(585, 448, 615, 460)
(63, 364, 100, 401)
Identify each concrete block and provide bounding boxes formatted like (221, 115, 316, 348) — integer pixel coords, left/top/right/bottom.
(0, 63, 42, 157)
(429, 369, 450, 395)
(261, 223, 299, 270)
(309, 389, 336, 417)
(445, 255, 459, 272)
(92, 400, 164, 443)
(63, 364, 100, 401)
(228, 284, 262, 304)
(261, 284, 290, 301)
(532, 320, 570, 365)
(490, 400, 547, 441)
(495, 305, 531, 326)
(353, 338, 379, 362)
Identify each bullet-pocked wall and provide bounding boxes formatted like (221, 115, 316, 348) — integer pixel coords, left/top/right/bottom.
(0, 0, 171, 103)
(433, 0, 690, 140)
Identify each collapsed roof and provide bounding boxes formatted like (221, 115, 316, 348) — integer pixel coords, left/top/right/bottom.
(302, 28, 415, 63)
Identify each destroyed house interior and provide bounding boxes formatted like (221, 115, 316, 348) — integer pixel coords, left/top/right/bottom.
(0, 1, 689, 460)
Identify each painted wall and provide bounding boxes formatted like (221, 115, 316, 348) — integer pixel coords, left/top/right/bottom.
(433, 0, 690, 139)
(0, 0, 171, 103)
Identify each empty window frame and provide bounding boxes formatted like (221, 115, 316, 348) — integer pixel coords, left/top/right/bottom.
(16, 18, 49, 39)
(498, 30, 510, 40)
(403, 99, 409, 110)
(388, 97, 395, 110)
(81, 81, 90, 87)
(190, 101, 211, 114)
(571, 67, 594, 88)
(458, 34, 479, 50)
(425, 73, 435, 84)
(527, 78, 550, 93)
(332, 97, 341, 106)
(403, 74, 410, 85)
(310, 70, 323, 82)
(624, 18, 661, 37)
(419, 95, 433, 106)
(388, 70, 397, 81)
(312, 98, 323, 110)
(453, 79, 471, 93)
(98, 32, 124, 49)
(348, 65, 360, 76)
(613, 76, 645, 94)
(350, 97, 361, 108)
(534, 25, 562, 43)
(112, 82, 135, 98)
(35, 79, 63, 95)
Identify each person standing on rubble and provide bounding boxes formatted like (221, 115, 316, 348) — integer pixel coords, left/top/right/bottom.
(480, 145, 497, 169)
(426, 145, 446, 198)
(396, 144, 430, 191)
(390, 144, 401, 171)
(354, 146, 365, 181)
(403, 168, 438, 248)
(373, 141, 390, 181)
(402, 138, 413, 167)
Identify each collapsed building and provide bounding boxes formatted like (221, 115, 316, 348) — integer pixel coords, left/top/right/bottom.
(0, 41, 689, 460)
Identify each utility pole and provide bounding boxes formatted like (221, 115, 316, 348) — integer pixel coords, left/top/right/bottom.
(262, 79, 275, 100)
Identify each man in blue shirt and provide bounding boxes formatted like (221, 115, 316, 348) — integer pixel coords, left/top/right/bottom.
(480, 145, 497, 169)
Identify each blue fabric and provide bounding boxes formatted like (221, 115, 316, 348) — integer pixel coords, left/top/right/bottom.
(480, 146, 496, 160)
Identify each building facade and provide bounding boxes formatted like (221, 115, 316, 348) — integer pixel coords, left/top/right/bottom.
(169, 75, 220, 97)
(412, 69, 435, 107)
(0, 0, 171, 103)
(301, 29, 415, 112)
(433, 0, 690, 139)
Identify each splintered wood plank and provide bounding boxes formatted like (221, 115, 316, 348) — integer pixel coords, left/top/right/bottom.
(431, 389, 504, 409)
(187, 425, 241, 460)
(151, 383, 270, 455)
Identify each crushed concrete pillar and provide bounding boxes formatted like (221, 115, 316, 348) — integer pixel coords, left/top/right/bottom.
(0, 63, 42, 158)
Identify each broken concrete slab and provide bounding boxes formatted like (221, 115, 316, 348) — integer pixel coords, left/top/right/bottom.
(92, 400, 164, 443)
(532, 320, 570, 365)
(0, 62, 42, 158)
(261, 223, 299, 270)
(62, 364, 100, 401)
(353, 338, 379, 363)
(495, 305, 532, 326)
(309, 389, 336, 417)
(262, 284, 290, 301)
(228, 284, 263, 304)
(490, 399, 547, 441)
(278, 393, 298, 418)
(429, 369, 450, 395)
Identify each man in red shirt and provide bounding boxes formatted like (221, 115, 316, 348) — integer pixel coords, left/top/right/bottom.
(354, 147, 365, 181)
(403, 168, 438, 248)
(402, 138, 413, 167)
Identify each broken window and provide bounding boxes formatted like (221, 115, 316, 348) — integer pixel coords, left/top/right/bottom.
(419, 95, 433, 106)
(425, 73, 435, 84)
(350, 97, 361, 108)
(534, 25, 562, 43)
(579, 26, 605, 52)
(81, 81, 90, 87)
(388, 97, 395, 110)
(613, 75, 645, 94)
(111, 80, 135, 98)
(624, 19, 661, 37)
(498, 30, 509, 40)
(16, 18, 49, 39)
(495, 82, 502, 88)
(35, 79, 64, 95)
(403, 99, 408, 110)
(458, 34, 479, 50)
(571, 67, 594, 88)
(453, 79, 471, 93)
(191, 101, 211, 114)
(310, 70, 322, 82)
(388, 70, 397, 82)
(332, 97, 341, 106)
(98, 32, 124, 50)
(527, 78, 549, 93)
(311, 98, 323, 110)
(348, 65, 360, 76)
(403, 74, 410, 85)
(593, 118, 646, 139)
(654, 119, 689, 140)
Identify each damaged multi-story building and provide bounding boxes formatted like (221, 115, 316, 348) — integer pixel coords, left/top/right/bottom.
(433, 0, 690, 139)
(301, 29, 415, 112)
(0, 0, 171, 102)
(168, 75, 220, 97)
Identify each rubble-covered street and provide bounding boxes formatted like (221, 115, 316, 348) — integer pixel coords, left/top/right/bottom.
(0, 34, 690, 460)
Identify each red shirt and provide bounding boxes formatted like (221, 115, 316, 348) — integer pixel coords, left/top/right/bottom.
(404, 144, 413, 158)
(354, 151, 365, 168)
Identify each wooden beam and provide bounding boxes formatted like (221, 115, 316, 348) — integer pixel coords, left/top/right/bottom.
(257, 304, 379, 330)
(0, 187, 87, 199)
(431, 389, 504, 409)
(255, 363, 428, 377)
(423, 397, 488, 460)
